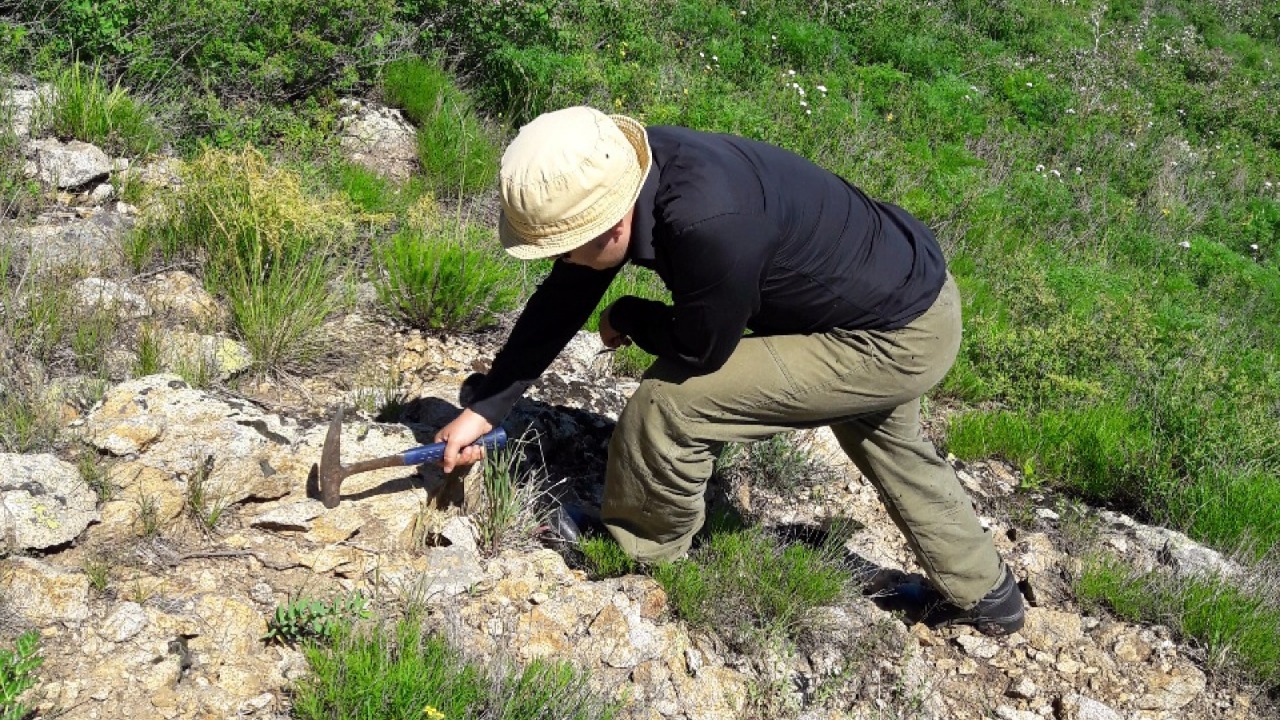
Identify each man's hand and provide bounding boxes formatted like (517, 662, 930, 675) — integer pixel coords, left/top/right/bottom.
(434, 408, 494, 473)
(599, 301, 632, 349)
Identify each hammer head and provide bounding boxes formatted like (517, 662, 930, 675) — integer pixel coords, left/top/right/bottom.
(318, 407, 346, 508)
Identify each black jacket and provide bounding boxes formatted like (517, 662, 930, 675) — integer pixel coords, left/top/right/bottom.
(469, 125, 947, 424)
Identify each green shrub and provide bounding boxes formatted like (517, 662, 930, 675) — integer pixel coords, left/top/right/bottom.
(0, 630, 42, 720)
(38, 62, 161, 156)
(263, 592, 370, 647)
(383, 58, 499, 195)
(291, 616, 616, 720)
(374, 223, 519, 332)
(713, 433, 837, 497)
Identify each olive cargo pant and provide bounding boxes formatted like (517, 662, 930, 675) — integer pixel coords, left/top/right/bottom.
(601, 274, 1003, 608)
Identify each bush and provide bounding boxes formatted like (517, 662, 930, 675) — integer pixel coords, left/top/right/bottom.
(374, 222, 519, 332)
(134, 147, 357, 372)
(383, 58, 499, 195)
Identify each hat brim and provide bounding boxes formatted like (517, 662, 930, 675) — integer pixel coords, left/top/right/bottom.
(499, 113, 652, 260)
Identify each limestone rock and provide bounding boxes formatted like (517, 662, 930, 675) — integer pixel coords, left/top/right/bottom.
(0, 556, 91, 624)
(1055, 693, 1122, 720)
(1, 209, 130, 273)
(140, 271, 222, 326)
(0, 453, 99, 551)
(101, 602, 149, 643)
(29, 138, 112, 188)
(72, 278, 151, 320)
(337, 99, 418, 182)
(158, 330, 253, 380)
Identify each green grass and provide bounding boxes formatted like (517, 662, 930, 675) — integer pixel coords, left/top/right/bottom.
(39, 62, 161, 156)
(652, 515, 849, 652)
(714, 433, 838, 497)
(1077, 554, 1280, 689)
(579, 536, 639, 580)
(374, 222, 520, 332)
(382, 58, 499, 196)
(291, 616, 616, 720)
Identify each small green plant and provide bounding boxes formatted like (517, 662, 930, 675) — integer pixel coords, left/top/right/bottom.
(375, 222, 520, 332)
(0, 384, 60, 454)
(184, 455, 227, 532)
(714, 433, 837, 498)
(38, 62, 160, 156)
(77, 448, 112, 501)
(0, 630, 42, 720)
(172, 345, 216, 389)
(83, 555, 111, 593)
(351, 368, 408, 421)
(263, 592, 370, 646)
(136, 492, 161, 537)
(383, 58, 499, 195)
(70, 309, 118, 373)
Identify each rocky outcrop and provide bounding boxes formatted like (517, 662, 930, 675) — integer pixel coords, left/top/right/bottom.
(337, 99, 419, 183)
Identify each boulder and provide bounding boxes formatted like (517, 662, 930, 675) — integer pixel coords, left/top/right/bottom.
(0, 453, 100, 551)
(0, 556, 91, 624)
(28, 138, 112, 189)
(337, 99, 418, 183)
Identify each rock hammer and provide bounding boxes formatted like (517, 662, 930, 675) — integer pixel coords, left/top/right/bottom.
(316, 407, 507, 509)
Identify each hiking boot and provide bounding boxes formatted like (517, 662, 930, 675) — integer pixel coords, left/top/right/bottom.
(537, 504, 605, 546)
(921, 566, 1026, 636)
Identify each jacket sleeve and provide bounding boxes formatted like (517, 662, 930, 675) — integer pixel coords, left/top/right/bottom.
(468, 259, 621, 424)
(609, 213, 772, 372)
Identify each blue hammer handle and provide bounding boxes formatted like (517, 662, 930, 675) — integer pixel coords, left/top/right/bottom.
(401, 427, 508, 465)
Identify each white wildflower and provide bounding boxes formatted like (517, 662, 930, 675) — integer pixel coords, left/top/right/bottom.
(1250, 244, 1260, 251)
(1065, 108, 1076, 114)
(1075, 167, 1083, 174)
(1050, 169, 1061, 178)
(805, 109, 811, 115)
(788, 69, 796, 76)
(816, 85, 827, 93)
(712, 55, 718, 62)
(1035, 164, 1045, 173)
(699, 52, 705, 58)
(1178, 241, 1191, 249)
(1026, 82, 1034, 87)
(800, 100, 808, 107)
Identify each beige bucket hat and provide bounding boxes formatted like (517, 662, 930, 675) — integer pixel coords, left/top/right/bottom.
(498, 106, 652, 260)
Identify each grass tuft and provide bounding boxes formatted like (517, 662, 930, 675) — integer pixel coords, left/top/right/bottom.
(39, 62, 161, 156)
(383, 58, 499, 196)
(374, 222, 520, 332)
(291, 616, 616, 720)
(653, 515, 850, 652)
(475, 442, 548, 556)
(134, 147, 356, 372)
(1077, 553, 1280, 689)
